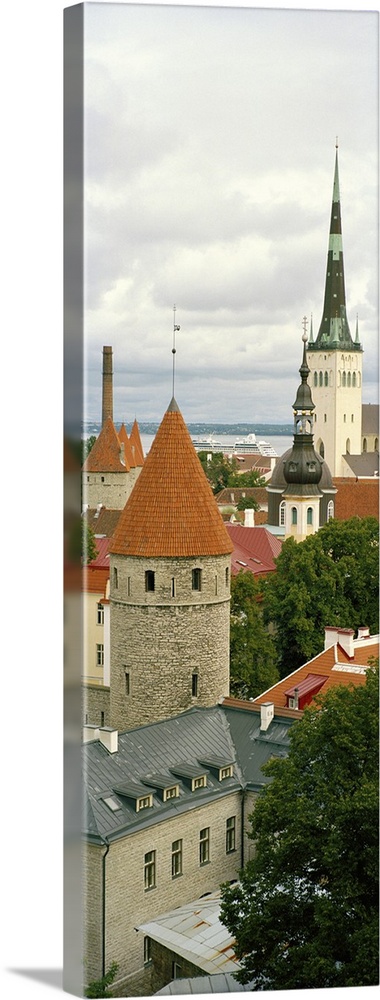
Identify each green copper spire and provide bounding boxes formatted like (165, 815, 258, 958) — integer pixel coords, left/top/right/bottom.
(309, 143, 360, 352)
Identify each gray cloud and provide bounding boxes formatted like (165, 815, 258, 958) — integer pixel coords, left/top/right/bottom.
(83, 4, 378, 425)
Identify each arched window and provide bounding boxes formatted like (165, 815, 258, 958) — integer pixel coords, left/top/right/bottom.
(347, 372, 351, 387)
(319, 371, 323, 386)
(324, 371, 328, 386)
(346, 439, 351, 454)
(307, 507, 313, 526)
(342, 371, 346, 387)
(291, 507, 297, 526)
(279, 501, 286, 526)
(319, 441, 325, 458)
(314, 371, 318, 387)
(363, 438, 367, 453)
(375, 438, 379, 452)
(327, 500, 334, 521)
(352, 372, 356, 386)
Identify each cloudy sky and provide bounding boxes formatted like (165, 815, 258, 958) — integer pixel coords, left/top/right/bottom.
(83, 2, 378, 426)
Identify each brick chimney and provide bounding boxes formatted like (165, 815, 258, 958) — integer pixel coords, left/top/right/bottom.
(102, 346, 113, 426)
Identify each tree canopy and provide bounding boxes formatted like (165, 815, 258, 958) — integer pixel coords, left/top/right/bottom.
(220, 666, 379, 990)
(262, 516, 379, 677)
(230, 571, 279, 698)
(198, 452, 265, 495)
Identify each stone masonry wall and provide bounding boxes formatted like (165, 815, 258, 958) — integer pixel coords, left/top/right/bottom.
(84, 791, 242, 997)
(110, 554, 231, 730)
(83, 684, 110, 727)
(150, 941, 203, 995)
(83, 468, 140, 511)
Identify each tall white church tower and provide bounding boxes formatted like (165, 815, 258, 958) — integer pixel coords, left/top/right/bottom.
(307, 143, 363, 477)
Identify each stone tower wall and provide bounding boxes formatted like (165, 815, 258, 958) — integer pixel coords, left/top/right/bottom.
(307, 348, 362, 476)
(109, 553, 231, 730)
(83, 468, 140, 510)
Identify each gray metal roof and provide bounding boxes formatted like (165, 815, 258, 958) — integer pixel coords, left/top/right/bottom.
(155, 974, 253, 994)
(342, 452, 379, 477)
(82, 705, 294, 842)
(139, 890, 240, 977)
(362, 404, 379, 436)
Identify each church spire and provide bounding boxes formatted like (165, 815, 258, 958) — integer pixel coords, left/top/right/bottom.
(309, 142, 359, 352)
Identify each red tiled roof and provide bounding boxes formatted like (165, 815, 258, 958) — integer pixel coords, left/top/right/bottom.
(83, 566, 109, 594)
(333, 477, 379, 521)
(109, 398, 234, 557)
(84, 508, 122, 537)
(226, 523, 282, 576)
(252, 639, 379, 710)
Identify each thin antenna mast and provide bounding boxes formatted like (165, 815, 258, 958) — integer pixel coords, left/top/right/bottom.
(172, 304, 180, 397)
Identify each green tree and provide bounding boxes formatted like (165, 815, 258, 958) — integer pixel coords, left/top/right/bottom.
(230, 571, 279, 698)
(228, 470, 266, 489)
(82, 435, 97, 463)
(198, 452, 239, 493)
(236, 496, 259, 511)
(262, 516, 379, 677)
(85, 961, 119, 998)
(220, 666, 379, 990)
(67, 518, 97, 564)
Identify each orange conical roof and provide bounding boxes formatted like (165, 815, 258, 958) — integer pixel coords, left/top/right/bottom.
(82, 417, 127, 473)
(118, 422, 137, 469)
(129, 418, 145, 467)
(109, 398, 234, 557)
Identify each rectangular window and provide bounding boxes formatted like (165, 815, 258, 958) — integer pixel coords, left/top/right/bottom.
(199, 827, 210, 865)
(171, 839, 183, 878)
(144, 850, 156, 890)
(113, 567, 118, 589)
(125, 671, 130, 696)
(100, 711, 105, 726)
(193, 775, 206, 790)
(192, 672, 198, 698)
(215, 574, 218, 595)
(137, 795, 152, 812)
(163, 785, 179, 801)
(144, 936, 151, 964)
(220, 766, 233, 780)
(226, 816, 236, 854)
(225, 566, 229, 587)
(145, 570, 155, 592)
(96, 643, 104, 666)
(127, 576, 131, 596)
(97, 602, 104, 625)
(171, 577, 176, 598)
(192, 568, 202, 591)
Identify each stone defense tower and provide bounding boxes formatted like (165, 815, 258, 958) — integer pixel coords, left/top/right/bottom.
(102, 346, 113, 427)
(108, 397, 234, 731)
(307, 144, 363, 476)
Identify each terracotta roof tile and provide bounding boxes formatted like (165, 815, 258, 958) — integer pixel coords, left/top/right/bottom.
(333, 477, 379, 521)
(109, 399, 234, 557)
(252, 640, 378, 710)
(129, 419, 145, 467)
(82, 417, 126, 473)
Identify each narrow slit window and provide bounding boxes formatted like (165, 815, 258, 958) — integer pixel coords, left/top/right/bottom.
(145, 570, 155, 592)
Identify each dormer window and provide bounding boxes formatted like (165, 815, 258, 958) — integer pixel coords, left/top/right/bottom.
(192, 775, 207, 791)
(137, 794, 153, 812)
(220, 765, 233, 780)
(163, 785, 179, 801)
